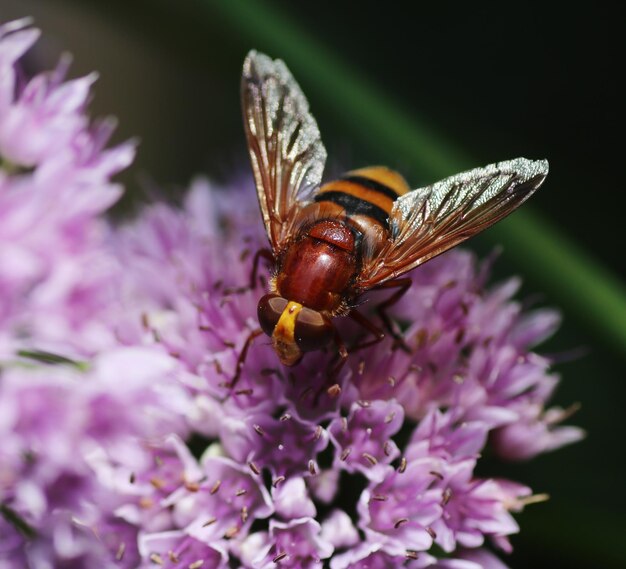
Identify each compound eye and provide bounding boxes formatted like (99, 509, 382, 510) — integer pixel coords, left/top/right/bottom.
(257, 294, 288, 337)
(295, 307, 334, 352)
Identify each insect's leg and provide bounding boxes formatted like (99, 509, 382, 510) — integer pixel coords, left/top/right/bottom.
(348, 310, 385, 352)
(372, 277, 412, 352)
(249, 248, 275, 290)
(229, 328, 263, 389)
(309, 326, 348, 404)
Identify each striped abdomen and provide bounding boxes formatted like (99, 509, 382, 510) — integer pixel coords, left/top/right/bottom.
(314, 166, 410, 238)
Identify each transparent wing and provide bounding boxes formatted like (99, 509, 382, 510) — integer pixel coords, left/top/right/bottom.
(357, 158, 549, 290)
(242, 50, 327, 252)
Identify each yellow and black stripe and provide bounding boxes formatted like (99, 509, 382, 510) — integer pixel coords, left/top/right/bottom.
(314, 166, 410, 229)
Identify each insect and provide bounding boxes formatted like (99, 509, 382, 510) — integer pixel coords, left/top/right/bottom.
(241, 50, 548, 377)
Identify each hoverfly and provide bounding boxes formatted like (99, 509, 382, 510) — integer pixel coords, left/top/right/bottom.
(241, 50, 548, 377)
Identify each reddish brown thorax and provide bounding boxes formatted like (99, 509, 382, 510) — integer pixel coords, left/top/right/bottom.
(275, 219, 358, 313)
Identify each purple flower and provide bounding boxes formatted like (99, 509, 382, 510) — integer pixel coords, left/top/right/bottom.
(138, 531, 228, 569)
(329, 400, 404, 480)
(331, 542, 435, 569)
(429, 459, 521, 553)
(168, 456, 273, 544)
(357, 460, 443, 556)
(405, 409, 488, 463)
(220, 411, 329, 479)
(0, 18, 134, 358)
(432, 548, 512, 569)
(0, 17, 584, 569)
(272, 477, 317, 519)
(244, 518, 333, 568)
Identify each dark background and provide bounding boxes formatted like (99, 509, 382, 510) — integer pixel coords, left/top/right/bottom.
(2, 1, 624, 568)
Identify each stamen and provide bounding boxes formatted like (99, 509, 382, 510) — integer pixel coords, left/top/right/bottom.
(279, 413, 292, 422)
(253, 424, 265, 436)
(398, 457, 407, 473)
(553, 402, 581, 423)
(168, 550, 179, 562)
(249, 462, 261, 475)
(340, 447, 352, 461)
(362, 452, 378, 466)
(273, 476, 285, 488)
(273, 551, 287, 563)
(416, 329, 427, 348)
(149, 552, 164, 565)
(235, 488, 247, 497)
(241, 505, 248, 523)
(308, 460, 318, 475)
(184, 480, 200, 492)
(210, 480, 221, 495)
(442, 488, 452, 506)
(406, 550, 419, 560)
(426, 526, 437, 539)
(224, 526, 239, 539)
(372, 494, 388, 501)
(202, 517, 217, 527)
(383, 441, 392, 456)
(115, 542, 126, 561)
(518, 493, 550, 507)
(189, 560, 204, 569)
(139, 497, 153, 509)
(313, 425, 323, 440)
(394, 518, 409, 529)
(327, 383, 341, 397)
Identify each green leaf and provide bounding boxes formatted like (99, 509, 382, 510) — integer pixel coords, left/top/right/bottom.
(0, 503, 37, 539)
(16, 349, 89, 371)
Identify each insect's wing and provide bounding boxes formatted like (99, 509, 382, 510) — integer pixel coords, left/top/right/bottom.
(242, 50, 327, 253)
(357, 158, 549, 290)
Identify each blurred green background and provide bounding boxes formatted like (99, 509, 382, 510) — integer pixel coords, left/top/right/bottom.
(2, 1, 624, 567)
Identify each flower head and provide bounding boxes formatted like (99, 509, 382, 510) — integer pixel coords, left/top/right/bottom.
(0, 18, 584, 569)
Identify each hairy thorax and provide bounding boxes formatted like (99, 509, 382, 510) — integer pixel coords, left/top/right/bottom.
(275, 220, 359, 314)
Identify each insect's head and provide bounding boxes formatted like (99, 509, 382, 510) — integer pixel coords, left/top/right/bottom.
(257, 294, 334, 366)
